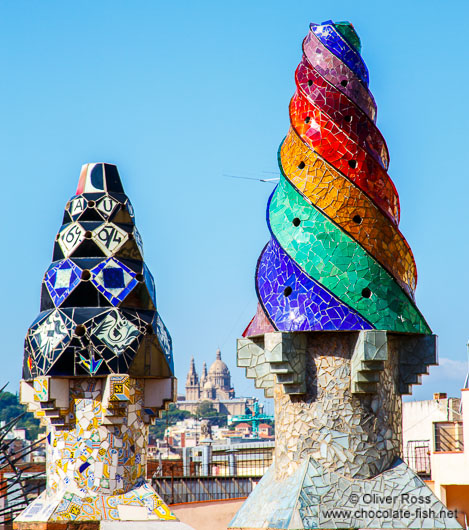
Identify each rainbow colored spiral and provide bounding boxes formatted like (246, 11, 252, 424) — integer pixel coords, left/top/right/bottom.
(244, 21, 430, 336)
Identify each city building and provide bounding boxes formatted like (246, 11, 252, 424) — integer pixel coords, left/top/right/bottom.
(403, 389, 469, 526)
(161, 417, 268, 449)
(177, 349, 256, 416)
(258, 423, 274, 439)
(234, 423, 251, 437)
(182, 440, 275, 478)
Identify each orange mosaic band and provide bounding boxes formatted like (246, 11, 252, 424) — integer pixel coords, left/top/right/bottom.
(280, 128, 417, 298)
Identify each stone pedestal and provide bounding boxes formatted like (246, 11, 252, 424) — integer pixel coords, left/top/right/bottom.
(13, 375, 191, 528)
(229, 330, 461, 530)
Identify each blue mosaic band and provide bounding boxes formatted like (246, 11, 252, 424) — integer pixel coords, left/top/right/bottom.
(311, 21, 370, 86)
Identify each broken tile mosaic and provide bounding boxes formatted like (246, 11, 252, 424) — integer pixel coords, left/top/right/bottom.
(234, 21, 451, 530)
(311, 21, 370, 85)
(17, 376, 177, 523)
(244, 20, 431, 337)
(265, 177, 429, 333)
(23, 163, 174, 379)
(302, 27, 376, 121)
(18, 162, 177, 525)
(279, 129, 417, 297)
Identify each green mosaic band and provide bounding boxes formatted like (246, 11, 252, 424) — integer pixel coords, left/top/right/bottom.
(268, 174, 430, 334)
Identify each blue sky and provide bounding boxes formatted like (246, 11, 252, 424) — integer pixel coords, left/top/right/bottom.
(1, 0, 468, 407)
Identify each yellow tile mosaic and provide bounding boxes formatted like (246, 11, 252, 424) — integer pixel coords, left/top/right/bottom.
(16, 376, 176, 524)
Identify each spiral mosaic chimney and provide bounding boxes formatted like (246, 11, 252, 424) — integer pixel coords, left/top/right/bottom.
(15, 164, 182, 529)
(231, 21, 461, 530)
(243, 21, 428, 337)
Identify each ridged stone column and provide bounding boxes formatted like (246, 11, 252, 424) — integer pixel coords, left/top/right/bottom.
(273, 332, 401, 481)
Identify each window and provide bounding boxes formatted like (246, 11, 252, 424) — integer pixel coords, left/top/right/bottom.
(434, 421, 464, 452)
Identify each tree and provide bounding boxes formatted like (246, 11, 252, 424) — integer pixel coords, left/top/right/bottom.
(0, 391, 44, 441)
(195, 400, 216, 417)
(195, 401, 228, 427)
(149, 404, 194, 441)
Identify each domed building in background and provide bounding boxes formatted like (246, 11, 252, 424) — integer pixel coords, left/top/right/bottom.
(178, 349, 255, 416)
(206, 349, 235, 399)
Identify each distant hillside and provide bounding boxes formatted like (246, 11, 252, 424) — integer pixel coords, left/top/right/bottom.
(0, 390, 44, 441)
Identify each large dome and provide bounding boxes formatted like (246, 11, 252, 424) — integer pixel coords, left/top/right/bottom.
(208, 349, 229, 375)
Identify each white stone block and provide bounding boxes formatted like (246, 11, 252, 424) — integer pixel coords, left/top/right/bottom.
(117, 504, 149, 520)
(49, 378, 70, 408)
(144, 378, 173, 408)
(19, 380, 35, 406)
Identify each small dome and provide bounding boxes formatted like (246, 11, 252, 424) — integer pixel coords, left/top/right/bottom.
(208, 349, 229, 375)
(204, 380, 214, 390)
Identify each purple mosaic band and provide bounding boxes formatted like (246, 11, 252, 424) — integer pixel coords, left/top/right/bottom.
(303, 29, 376, 121)
(256, 237, 373, 332)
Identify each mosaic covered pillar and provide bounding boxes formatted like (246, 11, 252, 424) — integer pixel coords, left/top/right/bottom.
(14, 164, 187, 529)
(230, 21, 461, 530)
(272, 332, 401, 482)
